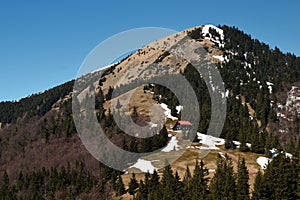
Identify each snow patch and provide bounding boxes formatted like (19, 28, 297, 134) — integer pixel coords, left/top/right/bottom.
(257, 157, 271, 170)
(148, 122, 158, 128)
(176, 105, 183, 114)
(266, 81, 274, 86)
(212, 55, 225, 62)
(160, 103, 178, 120)
(202, 25, 224, 47)
(129, 159, 157, 173)
(218, 152, 226, 159)
(268, 85, 273, 94)
(161, 136, 180, 152)
(202, 25, 224, 40)
(197, 132, 225, 150)
(285, 152, 293, 159)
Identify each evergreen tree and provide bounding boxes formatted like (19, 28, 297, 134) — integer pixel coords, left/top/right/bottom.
(136, 180, 147, 200)
(173, 171, 184, 200)
(238, 128, 248, 152)
(115, 175, 125, 196)
(183, 165, 192, 200)
(116, 99, 122, 111)
(264, 153, 299, 199)
(209, 154, 236, 199)
(191, 160, 209, 200)
(128, 173, 138, 196)
(225, 132, 236, 149)
(223, 155, 237, 200)
(149, 170, 161, 199)
(252, 170, 263, 200)
(129, 139, 139, 153)
(236, 158, 249, 200)
(160, 161, 175, 200)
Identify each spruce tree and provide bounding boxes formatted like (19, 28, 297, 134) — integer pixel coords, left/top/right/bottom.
(191, 160, 209, 200)
(223, 155, 237, 200)
(115, 175, 125, 196)
(236, 157, 249, 200)
(252, 170, 263, 200)
(116, 99, 122, 111)
(209, 154, 236, 199)
(173, 171, 184, 200)
(136, 180, 147, 200)
(183, 165, 192, 200)
(209, 155, 226, 199)
(149, 170, 160, 199)
(128, 173, 138, 196)
(160, 161, 175, 200)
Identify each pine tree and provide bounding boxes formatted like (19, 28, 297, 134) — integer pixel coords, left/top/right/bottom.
(238, 128, 248, 152)
(116, 99, 122, 111)
(173, 171, 184, 200)
(136, 180, 147, 200)
(191, 160, 209, 200)
(149, 170, 160, 199)
(252, 170, 263, 200)
(183, 165, 192, 200)
(160, 161, 175, 200)
(115, 175, 125, 196)
(225, 132, 236, 149)
(129, 139, 138, 153)
(296, 138, 300, 159)
(209, 154, 236, 199)
(144, 171, 151, 196)
(236, 158, 249, 200)
(128, 173, 138, 196)
(258, 153, 299, 199)
(223, 155, 237, 200)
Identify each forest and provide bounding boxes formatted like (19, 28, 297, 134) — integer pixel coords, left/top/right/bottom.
(0, 153, 298, 199)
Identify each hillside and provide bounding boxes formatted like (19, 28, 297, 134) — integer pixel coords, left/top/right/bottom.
(0, 25, 299, 199)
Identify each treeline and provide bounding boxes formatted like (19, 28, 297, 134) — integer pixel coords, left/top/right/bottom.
(0, 161, 126, 200)
(128, 154, 299, 200)
(0, 153, 298, 199)
(0, 161, 97, 199)
(0, 80, 74, 124)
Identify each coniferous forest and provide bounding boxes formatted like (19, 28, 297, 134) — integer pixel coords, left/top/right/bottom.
(0, 153, 298, 199)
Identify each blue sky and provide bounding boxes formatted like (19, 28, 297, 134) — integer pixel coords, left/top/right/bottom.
(1, 0, 299, 101)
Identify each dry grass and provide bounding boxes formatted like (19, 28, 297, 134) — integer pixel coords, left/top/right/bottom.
(122, 146, 261, 198)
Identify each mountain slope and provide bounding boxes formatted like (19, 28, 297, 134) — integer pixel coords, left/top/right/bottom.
(0, 24, 299, 199)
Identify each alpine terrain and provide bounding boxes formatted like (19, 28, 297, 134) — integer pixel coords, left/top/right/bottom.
(0, 25, 299, 199)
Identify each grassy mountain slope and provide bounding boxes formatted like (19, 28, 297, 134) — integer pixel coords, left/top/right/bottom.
(0, 24, 299, 199)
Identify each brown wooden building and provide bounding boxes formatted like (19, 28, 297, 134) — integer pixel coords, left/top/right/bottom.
(172, 120, 192, 131)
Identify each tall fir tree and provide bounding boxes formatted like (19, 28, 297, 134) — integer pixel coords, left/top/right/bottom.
(148, 170, 161, 199)
(191, 160, 209, 200)
(160, 161, 175, 200)
(115, 175, 125, 196)
(183, 165, 192, 200)
(252, 170, 263, 200)
(128, 173, 138, 196)
(236, 157, 249, 200)
(173, 171, 184, 200)
(209, 154, 236, 199)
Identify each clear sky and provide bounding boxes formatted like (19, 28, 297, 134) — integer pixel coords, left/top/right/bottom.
(0, 0, 299, 101)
